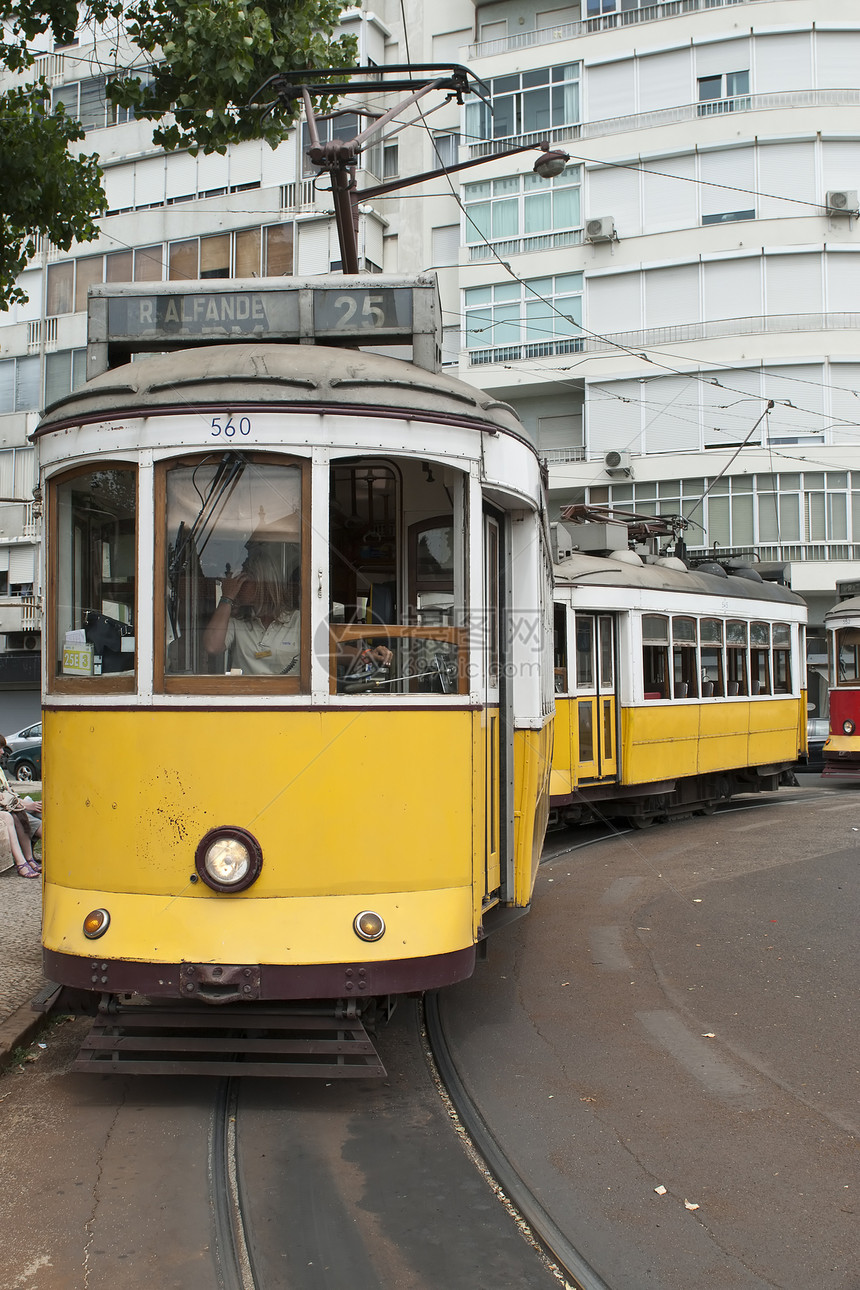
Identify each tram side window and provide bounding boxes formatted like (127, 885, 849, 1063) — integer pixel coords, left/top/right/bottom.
(642, 615, 669, 699)
(54, 467, 136, 681)
(773, 623, 791, 693)
(164, 457, 304, 686)
(835, 627, 860, 683)
(329, 459, 466, 694)
(553, 603, 568, 693)
(750, 622, 771, 694)
(671, 616, 698, 698)
(700, 618, 724, 697)
(726, 620, 748, 696)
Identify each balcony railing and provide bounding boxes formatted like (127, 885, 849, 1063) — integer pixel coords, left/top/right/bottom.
(468, 89, 860, 159)
(469, 337, 584, 366)
(468, 0, 754, 60)
(466, 313, 859, 369)
(468, 229, 582, 262)
(581, 312, 860, 353)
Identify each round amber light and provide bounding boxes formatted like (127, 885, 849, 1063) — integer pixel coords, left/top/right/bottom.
(354, 910, 385, 942)
(843, 719, 855, 735)
(83, 908, 110, 939)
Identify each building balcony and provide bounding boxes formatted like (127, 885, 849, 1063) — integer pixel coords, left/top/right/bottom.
(0, 595, 42, 635)
(468, 0, 756, 60)
(468, 89, 860, 159)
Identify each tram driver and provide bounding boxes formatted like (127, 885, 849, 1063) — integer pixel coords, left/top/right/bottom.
(204, 523, 392, 677)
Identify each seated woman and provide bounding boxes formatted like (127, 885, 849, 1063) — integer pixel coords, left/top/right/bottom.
(204, 543, 301, 675)
(0, 809, 38, 878)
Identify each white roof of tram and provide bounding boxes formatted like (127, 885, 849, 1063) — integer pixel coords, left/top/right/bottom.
(34, 343, 526, 441)
(554, 550, 805, 609)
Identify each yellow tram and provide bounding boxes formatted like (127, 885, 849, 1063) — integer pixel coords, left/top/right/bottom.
(35, 277, 554, 1072)
(550, 517, 807, 826)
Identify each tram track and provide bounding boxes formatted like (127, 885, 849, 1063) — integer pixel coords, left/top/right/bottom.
(424, 991, 611, 1290)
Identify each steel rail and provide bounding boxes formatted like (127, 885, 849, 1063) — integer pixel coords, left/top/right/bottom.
(424, 990, 611, 1290)
(210, 1078, 258, 1290)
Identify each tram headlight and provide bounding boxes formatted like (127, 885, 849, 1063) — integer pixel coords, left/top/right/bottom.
(843, 719, 855, 735)
(83, 908, 110, 939)
(195, 827, 262, 893)
(353, 910, 385, 942)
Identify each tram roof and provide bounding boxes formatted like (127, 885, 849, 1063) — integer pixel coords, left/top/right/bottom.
(553, 550, 805, 608)
(33, 342, 526, 441)
(825, 595, 860, 623)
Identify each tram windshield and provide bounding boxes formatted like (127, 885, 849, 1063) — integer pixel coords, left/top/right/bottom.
(164, 456, 305, 686)
(834, 626, 860, 683)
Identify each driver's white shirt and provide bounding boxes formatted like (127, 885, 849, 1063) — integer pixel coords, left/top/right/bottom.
(224, 610, 300, 675)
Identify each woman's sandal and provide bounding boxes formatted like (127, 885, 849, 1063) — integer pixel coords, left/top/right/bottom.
(15, 860, 39, 879)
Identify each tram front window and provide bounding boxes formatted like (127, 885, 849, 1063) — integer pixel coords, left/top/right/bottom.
(53, 466, 136, 685)
(836, 627, 860, 683)
(329, 459, 466, 695)
(163, 456, 305, 688)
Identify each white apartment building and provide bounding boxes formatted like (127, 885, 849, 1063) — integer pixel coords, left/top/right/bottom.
(1, 0, 858, 718)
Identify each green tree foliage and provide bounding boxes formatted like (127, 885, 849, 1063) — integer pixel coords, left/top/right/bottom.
(0, 0, 357, 308)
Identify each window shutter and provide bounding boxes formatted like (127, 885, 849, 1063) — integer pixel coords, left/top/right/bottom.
(766, 253, 822, 316)
(700, 147, 754, 218)
(703, 256, 761, 320)
(297, 220, 331, 275)
(430, 225, 460, 267)
(644, 264, 699, 329)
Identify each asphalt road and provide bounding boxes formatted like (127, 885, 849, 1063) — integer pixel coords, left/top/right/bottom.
(441, 787, 859, 1289)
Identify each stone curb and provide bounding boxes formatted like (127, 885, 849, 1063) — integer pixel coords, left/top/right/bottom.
(0, 999, 48, 1074)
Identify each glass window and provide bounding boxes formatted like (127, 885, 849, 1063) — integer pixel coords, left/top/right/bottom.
(106, 250, 133, 282)
(53, 467, 136, 686)
(466, 65, 580, 142)
(726, 619, 748, 696)
(773, 623, 791, 694)
(642, 614, 669, 698)
(134, 245, 163, 281)
(750, 622, 770, 694)
(47, 262, 74, 316)
(168, 240, 198, 280)
(575, 615, 594, 688)
(200, 234, 230, 279)
(671, 616, 698, 699)
(75, 256, 103, 312)
(265, 224, 293, 276)
(235, 229, 262, 278)
(329, 460, 466, 695)
(464, 273, 582, 355)
(164, 456, 304, 689)
(700, 618, 724, 696)
(554, 603, 568, 694)
(836, 627, 860, 684)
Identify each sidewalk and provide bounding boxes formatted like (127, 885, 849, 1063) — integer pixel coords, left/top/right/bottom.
(0, 781, 48, 1066)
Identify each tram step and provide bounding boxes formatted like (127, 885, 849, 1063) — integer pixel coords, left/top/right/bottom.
(71, 1005, 387, 1077)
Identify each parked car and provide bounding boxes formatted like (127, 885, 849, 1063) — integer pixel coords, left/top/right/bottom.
(6, 741, 42, 783)
(797, 717, 828, 773)
(4, 720, 42, 757)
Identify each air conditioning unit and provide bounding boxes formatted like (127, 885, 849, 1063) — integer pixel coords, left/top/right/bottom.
(585, 216, 616, 242)
(604, 449, 633, 478)
(826, 189, 859, 214)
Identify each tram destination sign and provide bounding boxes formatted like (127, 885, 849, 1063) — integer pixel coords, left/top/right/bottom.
(88, 277, 439, 376)
(107, 289, 300, 340)
(103, 285, 414, 343)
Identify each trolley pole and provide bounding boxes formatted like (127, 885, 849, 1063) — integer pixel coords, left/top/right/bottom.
(254, 65, 570, 275)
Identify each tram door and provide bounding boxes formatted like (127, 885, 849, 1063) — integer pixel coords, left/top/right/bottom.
(484, 513, 502, 896)
(574, 613, 618, 782)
